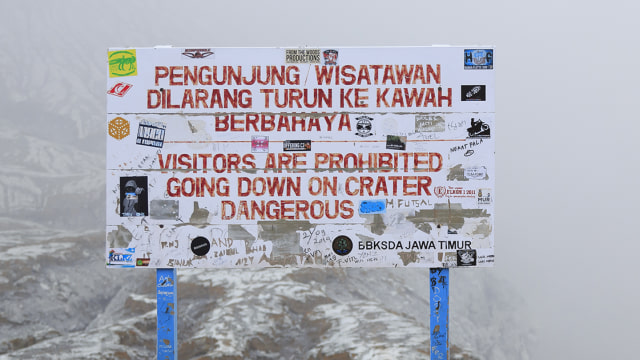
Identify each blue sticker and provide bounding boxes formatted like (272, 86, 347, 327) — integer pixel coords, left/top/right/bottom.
(359, 200, 386, 214)
(107, 247, 136, 267)
(464, 49, 493, 69)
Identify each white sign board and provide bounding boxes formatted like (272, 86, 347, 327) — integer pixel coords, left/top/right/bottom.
(106, 46, 495, 268)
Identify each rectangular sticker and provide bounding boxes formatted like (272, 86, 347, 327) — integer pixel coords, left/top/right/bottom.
(464, 49, 493, 69)
(283, 140, 311, 151)
(461, 85, 486, 101)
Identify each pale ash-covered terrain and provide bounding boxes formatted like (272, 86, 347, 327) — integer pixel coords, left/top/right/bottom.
(0, 230, 528, 359)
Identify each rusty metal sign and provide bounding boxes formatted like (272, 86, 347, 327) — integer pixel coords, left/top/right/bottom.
(106, 46, 495, 268)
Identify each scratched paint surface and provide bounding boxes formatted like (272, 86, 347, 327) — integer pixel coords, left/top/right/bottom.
(106, 46, 495, 268)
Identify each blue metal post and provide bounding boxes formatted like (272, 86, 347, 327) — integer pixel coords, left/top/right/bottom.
(430, 268, 449, 360)
(157, 268, 178, 360)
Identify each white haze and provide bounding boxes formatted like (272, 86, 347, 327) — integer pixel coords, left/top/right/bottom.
(1, 0, 639, 359)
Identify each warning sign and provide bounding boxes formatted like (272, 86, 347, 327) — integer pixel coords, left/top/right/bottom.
(106, 46, 495, 268)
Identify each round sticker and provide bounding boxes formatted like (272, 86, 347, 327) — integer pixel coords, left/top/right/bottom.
(191, 236, 211, 256)
(332, 235, 353, 256)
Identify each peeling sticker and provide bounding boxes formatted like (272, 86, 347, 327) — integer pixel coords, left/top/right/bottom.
(415, 114, 445, 132)
(107, 225, 133, 248)
(150, 200, 179, 220)
(386, 135, 406, 151)
(359, 200, 386, 214)
(477, 188, 492, 205)
(464, 166, 488, 180)
(252, 136, 269, 153)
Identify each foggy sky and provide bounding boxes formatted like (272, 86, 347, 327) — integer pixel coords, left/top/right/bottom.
(2, 0, 639, 358)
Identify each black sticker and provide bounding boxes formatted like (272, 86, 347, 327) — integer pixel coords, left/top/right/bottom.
(332, 235, 353, 256)
(283, 140, 311, 151)
(467, 118, 490, 138)
(457, 249, 477, 266)
(119, 176, 148, 217)
(191, 237, 211, 256)
(386, 135, 407, 150)
(461, 85, 486, 101)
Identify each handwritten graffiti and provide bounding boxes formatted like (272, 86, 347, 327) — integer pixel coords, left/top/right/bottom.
(430, 268, 449, 359)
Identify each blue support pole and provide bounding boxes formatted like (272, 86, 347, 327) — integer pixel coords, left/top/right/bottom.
(157, 268, 178, 360)
(430, 268, 449, 360)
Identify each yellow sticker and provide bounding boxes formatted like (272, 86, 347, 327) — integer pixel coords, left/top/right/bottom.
(108, 49, 137, 77)
(109, 117, 130, 140)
